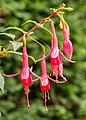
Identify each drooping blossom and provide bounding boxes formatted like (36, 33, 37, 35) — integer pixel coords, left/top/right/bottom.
(3, 46, 37, 108)
(20, 46, 33, 107)
(33, 55, 50, 112)
(32, 54, 67, 112)
(20, 46, 33, 85)
(63, 26, 73, 59)
(50, 21, 67, 81)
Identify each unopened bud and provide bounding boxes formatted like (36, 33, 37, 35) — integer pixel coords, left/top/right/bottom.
(59, 21, 63, 29)
(61, 3, 66, 7)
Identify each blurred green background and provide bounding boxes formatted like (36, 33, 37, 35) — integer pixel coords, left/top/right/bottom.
(0, 0, 86, 120)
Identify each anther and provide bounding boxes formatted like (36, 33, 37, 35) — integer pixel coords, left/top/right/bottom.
(47, 91, 50, 100)
(46, 107, 48, 112)
(26, 93, 30, 108)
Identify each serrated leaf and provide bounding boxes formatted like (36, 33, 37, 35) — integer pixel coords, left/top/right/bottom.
(0, 73, 5, 93)
(0, 33, 15, 39)
(9, 41, 23, 51)
(2, 27, 26, 33)
(8, 51, 36, 63)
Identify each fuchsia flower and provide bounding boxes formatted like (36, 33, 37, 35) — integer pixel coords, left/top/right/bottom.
(40, 55, 50, 92)
(33, 55, 51, 112)
(2, 4, 75, 112)
(50, 21, 75, 81)
(3, 24, 75, 111)
(20, 46, 33, 86)
(20, 46, 33, 108)
(63, 26, 73, 59)
(3, 46, 35, 108)
(50, 21, 66, 81)
(33, 54, 67, 112)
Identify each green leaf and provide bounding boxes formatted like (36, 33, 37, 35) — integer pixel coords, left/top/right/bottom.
(9, 41, 23, 52)
(2, 27, 26, 33)
(8, 51, 36, 63)
(0, 33, 15, 39)
(0, 73, 5, 93)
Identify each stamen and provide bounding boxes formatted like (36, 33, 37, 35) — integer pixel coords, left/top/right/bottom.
(47, 90, 50, 100)
(50, 71, 54, 77)
(50, 70, 53, 76)
(25, 93, 30, 108)
(44, 91, 48, 112)
(42, 92, 44, 99)
(53, 72, 55, 76)
(50, 73, 52, 76)
(46, 107, 48, 112)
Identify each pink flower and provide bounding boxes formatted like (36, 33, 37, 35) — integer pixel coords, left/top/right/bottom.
(40, 55, 50, 93)
(3, 46, 35, 108)
(33, 54, 67, 111)
(20, 46, 33, 86)
(38, 55, 50, 112)
(63, 26, 73, 59)
(50, 21, 66, 80)
(50, 21, 59, 78)
(50, 21, 75, 81)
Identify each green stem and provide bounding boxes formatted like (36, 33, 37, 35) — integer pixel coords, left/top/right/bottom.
(28, 36, 45, 55)
(23, 34, 26, 46)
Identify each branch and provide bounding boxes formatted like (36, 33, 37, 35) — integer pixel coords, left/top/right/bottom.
(6, 11, 58, 51)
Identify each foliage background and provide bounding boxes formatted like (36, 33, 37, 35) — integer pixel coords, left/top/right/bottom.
(0, 0, 86, 120)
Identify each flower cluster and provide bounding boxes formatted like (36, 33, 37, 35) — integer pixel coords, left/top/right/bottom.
(2, 3, 75, 112)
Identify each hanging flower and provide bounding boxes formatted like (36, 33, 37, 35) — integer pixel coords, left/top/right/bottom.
(3, 45, 37, 108)
(20, 46, 33, 86)
(32, 54, 67, 112)
(50, 21, 67, 81)
(63, 26, 73, 59)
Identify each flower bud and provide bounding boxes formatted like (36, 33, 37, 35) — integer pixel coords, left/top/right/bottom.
(63, 27, 73, 59)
